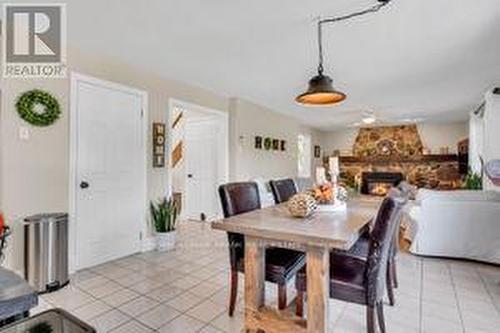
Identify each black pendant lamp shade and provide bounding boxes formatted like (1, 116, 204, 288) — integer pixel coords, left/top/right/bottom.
(295, 20, 347, 106)
(295, 73, 346, 106)
(296, 0, 391, 106)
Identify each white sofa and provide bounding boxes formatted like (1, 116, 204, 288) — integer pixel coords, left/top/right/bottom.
(408, 189, 500, 264)
(251, 178, 276, 207)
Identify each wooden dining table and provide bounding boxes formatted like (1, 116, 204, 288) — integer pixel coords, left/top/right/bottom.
(211, 196, 381, 333)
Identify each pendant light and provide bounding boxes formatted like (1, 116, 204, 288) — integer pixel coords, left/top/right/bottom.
(295, 21, 346, 106)
(296, 0, 392, 106)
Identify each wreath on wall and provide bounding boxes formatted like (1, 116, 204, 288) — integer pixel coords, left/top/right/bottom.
(16, 90, 61, 127)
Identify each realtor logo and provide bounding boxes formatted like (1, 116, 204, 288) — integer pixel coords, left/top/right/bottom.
(2, 4, 66, 78)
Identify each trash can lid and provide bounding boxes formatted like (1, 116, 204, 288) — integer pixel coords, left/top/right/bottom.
(24, 213, 68, 223)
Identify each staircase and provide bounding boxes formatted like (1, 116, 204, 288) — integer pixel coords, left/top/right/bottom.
(171, 111, 183, 168)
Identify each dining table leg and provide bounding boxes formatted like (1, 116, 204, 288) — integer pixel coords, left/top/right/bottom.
(306, 245, 330, 333)
(244, 236, 265, 332)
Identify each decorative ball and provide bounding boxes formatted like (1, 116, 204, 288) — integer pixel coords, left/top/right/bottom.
(287, 193, 317, 218)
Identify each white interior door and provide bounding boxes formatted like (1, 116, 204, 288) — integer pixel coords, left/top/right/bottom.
(73, 78, 145, 270)
(185, 119, 219, 220)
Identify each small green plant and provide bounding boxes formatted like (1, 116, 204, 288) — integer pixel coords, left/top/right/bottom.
(463, 169, 482, 190)
(150, 197, 178, 233)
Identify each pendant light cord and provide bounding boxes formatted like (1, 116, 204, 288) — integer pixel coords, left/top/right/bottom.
(317, 0, 392, 75)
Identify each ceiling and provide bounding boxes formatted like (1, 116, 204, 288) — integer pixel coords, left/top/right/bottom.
(62, 0, 500, 129)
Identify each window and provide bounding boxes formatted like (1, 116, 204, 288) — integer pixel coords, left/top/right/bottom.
(297, 134, 312, 178)
(469, 113, 484, 174)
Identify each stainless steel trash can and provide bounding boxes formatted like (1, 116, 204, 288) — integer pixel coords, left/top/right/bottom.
(24, 213, 69, 293)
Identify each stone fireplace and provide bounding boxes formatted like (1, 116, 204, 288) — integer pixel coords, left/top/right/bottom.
(327, 125, 462, 190)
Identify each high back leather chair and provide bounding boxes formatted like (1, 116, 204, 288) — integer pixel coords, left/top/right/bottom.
(269, 179, 298, 204)
(295, 193, 405, 333)
(218, 182, 306, 316)
(330, 187, 409, 306)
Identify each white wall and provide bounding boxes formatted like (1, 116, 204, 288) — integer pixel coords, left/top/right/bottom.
(0, 47, 327, 272)
(229, 98, 324, 182)
(0, 47, 229, 273)
(321, 128, 358, 156)
(321, 122, 468, 156)
(418, 122, 468, 154)
(483, 90, 500, 190)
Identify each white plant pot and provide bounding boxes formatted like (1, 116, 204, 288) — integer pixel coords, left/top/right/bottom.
(156, 231, 176, 252)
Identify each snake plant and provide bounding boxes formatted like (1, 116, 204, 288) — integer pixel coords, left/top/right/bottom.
(150, 197, 178, 233)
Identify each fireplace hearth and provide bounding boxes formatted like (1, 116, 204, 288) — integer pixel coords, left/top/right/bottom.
(361, 172, 404, 196)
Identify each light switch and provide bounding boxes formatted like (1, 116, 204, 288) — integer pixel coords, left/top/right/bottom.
(19, 126, 30, 140)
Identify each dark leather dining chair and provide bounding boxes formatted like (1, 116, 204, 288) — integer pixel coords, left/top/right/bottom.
(295, 193, 406, 333)
(218, 182, 306, 316)
(269, 178, 298, 204)
(330, 185, 409, 306)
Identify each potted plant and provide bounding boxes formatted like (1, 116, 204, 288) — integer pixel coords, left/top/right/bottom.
(463, 168, 482, 190)
(150, 197, 179, 252)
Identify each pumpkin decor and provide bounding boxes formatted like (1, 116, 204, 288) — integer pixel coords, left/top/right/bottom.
(312, 182, 337, 204)
(287, 193, 317, 218)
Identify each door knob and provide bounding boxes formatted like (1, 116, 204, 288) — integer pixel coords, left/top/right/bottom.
(80, 181, 89, 189)
(187, 174, 193, 178)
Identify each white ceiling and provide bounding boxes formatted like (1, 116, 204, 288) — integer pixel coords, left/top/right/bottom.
(63, 0, 500, 129)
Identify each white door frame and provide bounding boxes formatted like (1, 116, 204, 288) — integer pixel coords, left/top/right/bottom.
(69, 72, 148, 273)
(167, 98, 229, 219)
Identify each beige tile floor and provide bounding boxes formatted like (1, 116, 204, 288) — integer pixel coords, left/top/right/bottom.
(33, 221, 500, 332)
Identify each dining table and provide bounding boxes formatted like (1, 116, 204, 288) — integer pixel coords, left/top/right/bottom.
(211, 196, 381, 333)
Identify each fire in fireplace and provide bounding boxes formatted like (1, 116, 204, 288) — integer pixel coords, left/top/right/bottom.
(361, 172, 404, 196)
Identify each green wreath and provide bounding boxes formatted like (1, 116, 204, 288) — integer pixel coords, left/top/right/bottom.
(16, 90, 61, 127)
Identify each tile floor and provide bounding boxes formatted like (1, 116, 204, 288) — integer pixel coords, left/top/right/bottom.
(33, 221, 500, 332)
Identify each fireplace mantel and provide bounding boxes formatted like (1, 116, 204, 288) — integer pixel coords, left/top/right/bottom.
(339, 154, 458, 164)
